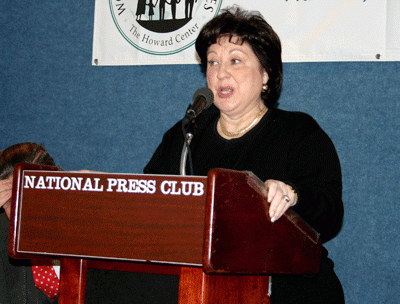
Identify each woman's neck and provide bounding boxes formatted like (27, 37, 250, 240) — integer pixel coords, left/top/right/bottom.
(218, 103, 268, 139)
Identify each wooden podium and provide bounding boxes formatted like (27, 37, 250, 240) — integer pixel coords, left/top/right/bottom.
(9, 164, 321, 303)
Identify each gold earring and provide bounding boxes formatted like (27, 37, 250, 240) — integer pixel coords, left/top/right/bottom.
(262, 84, 268, 93)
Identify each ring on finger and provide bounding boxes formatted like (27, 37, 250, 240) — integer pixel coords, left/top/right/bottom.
(283, 195, 290, 203)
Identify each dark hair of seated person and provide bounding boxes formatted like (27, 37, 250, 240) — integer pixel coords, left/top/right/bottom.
(0, 142, 58, 180)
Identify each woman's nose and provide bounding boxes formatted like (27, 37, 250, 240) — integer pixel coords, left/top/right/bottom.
(217, 62, 230, 80)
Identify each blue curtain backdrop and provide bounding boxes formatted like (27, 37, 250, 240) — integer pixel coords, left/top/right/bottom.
(1, 2, 399, 303)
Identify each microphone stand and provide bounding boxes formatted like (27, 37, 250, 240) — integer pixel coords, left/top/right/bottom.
(180, 133, 193, 176)
(180, 119, 195, 176)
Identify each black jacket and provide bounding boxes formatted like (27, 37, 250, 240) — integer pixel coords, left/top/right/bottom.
(0, 211, 57, 304)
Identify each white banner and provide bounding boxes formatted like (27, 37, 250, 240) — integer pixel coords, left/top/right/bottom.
(92, 0, 400, 65)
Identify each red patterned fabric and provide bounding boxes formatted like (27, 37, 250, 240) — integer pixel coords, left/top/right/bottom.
(32, 264, 59, 300)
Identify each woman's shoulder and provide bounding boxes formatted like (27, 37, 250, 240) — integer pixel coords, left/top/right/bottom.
(269, 107, 322, 133)
(271, 107, 318, 123)
(264, 108, 334, 147)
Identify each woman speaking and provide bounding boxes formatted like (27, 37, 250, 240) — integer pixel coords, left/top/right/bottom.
(145, 6, 345, 303)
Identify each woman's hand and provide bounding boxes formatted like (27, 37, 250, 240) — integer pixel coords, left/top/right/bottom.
(263, 179, 298, 222)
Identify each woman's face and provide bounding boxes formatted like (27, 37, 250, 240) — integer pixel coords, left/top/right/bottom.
(206, 36, 269, 117)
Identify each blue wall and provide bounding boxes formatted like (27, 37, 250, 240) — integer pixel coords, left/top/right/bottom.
(1, 2, 399, 303)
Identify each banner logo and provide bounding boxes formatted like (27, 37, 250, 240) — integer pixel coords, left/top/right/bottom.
(109, 0, 223, 55)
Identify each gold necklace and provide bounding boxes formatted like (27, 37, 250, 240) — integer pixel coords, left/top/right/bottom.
(220, 107, 268, 138)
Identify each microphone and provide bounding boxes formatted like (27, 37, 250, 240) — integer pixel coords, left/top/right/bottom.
(182, 87, 213, 126)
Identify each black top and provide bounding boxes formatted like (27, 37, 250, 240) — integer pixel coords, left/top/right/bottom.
(145, 105, 345, 302)
(145, 106, 344, 244)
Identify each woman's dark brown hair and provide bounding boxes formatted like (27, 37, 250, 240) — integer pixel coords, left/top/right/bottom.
(0, 143, 57, 180)
(195, 6, 283, 107)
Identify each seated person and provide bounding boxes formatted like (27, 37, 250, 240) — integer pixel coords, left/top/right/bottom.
(0, 143, 179, 304)
(0, 142, 61, 303)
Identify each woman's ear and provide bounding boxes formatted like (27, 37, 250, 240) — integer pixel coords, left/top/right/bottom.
(263, 70, 269, 84)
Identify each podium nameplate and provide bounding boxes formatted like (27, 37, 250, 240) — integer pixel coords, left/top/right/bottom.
(10, 164, 207, 266)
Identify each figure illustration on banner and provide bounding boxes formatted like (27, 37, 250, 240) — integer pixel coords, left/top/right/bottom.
(170, 0, 181, 20)
(185, 0, 197, 19)
(159, 0, 167, 20)
(136, 0, 147, 20)
(134, 0, 198, 33)
(147, 0, 159, 20)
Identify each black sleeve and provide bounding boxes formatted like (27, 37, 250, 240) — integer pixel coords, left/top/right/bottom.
(288, 128, 344, 243)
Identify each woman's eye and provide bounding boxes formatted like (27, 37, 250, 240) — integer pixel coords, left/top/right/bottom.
(207, 60, 218, 66)
(232, 59, 241, 64)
